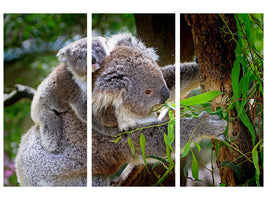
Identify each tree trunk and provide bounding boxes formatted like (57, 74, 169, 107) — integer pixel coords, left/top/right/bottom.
(180, 14, 195, 62)
(185, 14, 255, 186)
(134, 14, 175, 66)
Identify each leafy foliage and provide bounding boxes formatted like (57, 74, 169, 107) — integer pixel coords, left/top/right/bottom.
(110, 102, 175, 185)
(219, 14, 263, 186)
(180, 14, 263, 186)
(229, 13, 263, 186)
(4, 14, 86, 49)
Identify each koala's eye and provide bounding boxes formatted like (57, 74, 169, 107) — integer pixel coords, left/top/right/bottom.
(95, 50, 99, 54)
(144, 89, 154, 95)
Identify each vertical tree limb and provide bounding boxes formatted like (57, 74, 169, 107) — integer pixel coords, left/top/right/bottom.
(185, 14, 254, 186)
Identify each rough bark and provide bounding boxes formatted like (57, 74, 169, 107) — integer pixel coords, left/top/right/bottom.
(185, 14, 255, 186)
(180, 14, 195, 62)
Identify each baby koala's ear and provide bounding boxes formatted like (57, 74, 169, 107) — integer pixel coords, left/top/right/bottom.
(56, 38, 87, 64)
(56, 46, 68, 63)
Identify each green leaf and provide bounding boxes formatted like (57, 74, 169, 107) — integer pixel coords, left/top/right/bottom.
(191, 151, 199, 180)
(180, 91, 223, 106)
(128, 137, 135, 156)
(140, 133, 146, 160)
(231, 59, 241, 99)
(252, 141, 261, 186)
(153, 161, 174, 186)
(164, 133, 171, 161)
(237, 73, 250, 117)
(165, 102, 176, 110)
(167, 118, 175, 150)
(181, 142, 190, 158)
(235, 102, 256, 145)
(242, 14, 254, 44)
(140, 133, 149, 173)
(193, 142, 201, 152)
(147, 155, 168, 165)
(110, 136, 121, 144)
(226, 101, 235, 111)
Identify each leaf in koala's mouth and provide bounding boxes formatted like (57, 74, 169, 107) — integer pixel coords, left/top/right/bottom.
(152, 104, 165, 112)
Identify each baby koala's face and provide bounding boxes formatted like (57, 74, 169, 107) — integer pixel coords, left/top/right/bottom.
(92, 37, 108, 73)
(57, 38, 87, 80)
(67, 44, 87, 77)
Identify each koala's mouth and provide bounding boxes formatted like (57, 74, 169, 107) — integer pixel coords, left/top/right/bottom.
(92, 63, 100, 72)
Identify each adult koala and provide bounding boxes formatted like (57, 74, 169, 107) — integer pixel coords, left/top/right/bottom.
(15, 38, 87, 186)
(92, 33, 174, 186)
(92, 33, 227, 186)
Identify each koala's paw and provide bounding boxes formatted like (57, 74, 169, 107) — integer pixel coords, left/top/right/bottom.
(216, 134, 227, 141)
(200, 111, 228, 136)
(40, 126, 62, 154)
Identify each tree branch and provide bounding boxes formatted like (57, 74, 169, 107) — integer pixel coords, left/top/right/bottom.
(4, 84, 36, 107)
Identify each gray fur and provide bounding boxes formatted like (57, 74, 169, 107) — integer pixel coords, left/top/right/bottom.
(15, 38, 87, 186)
(107, 32, 159, 62)
(30, 38, 87, 154)
(92, 34, 172, 186)
(15, 110, 87, 186)
(57, 38, 87, 80)
(92, 36, 108, 72)
(161, 64, 175, 102)
(180, 111, 227, 148)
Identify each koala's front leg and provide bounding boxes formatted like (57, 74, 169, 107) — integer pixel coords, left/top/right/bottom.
(180, 111, 227, 148)
(39, 109, 63, 153)
(69, 98, 87, 123)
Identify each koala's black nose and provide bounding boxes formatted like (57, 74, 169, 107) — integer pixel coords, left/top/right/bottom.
(160, 86, 170, 104)
(92, 54, 97, 64)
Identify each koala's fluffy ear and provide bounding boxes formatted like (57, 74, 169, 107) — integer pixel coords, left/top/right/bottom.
(107, 32, 159, 61)
(57, 38, 87, 63)
(95, 36, 109, 56)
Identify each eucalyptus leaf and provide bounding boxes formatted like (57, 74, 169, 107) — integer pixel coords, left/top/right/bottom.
(252, 141, 261, 186)
(128, 137, 135, 156)
(191, 151, 199, 180)
(193, 142, 201, 152)
(231, 59, 241, 99)
(180, 91, 222, 106)
(181, 142, 190, 158)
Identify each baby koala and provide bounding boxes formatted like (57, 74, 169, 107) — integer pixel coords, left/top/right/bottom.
(31, 38, 87, 153)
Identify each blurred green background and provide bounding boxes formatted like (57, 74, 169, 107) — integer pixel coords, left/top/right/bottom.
(4, 14, 87, 186)
(92, 14, 136, 37)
